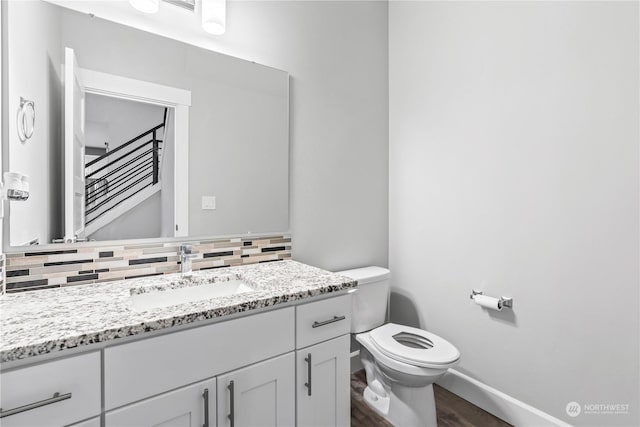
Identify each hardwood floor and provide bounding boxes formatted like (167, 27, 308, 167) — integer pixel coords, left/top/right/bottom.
(350, 370, 512, 427)
(351, 370, 395, 427)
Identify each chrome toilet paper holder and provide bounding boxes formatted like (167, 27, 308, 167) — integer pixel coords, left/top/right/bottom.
(469, 289, 513, 309)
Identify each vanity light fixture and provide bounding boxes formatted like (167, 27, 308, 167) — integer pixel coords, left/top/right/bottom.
(201, 0, 226, 35)
(129, 0, 160, 14)
(128, 0, 224, 36)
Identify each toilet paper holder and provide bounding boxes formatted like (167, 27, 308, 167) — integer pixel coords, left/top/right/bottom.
(469, 289, 513, 309)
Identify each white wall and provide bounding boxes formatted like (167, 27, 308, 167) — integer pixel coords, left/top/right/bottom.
(389, 2, 639, 426)
(6, 1, 62, 245)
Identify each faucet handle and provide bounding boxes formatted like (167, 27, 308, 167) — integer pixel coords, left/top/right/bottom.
(180, 243, 193, 255)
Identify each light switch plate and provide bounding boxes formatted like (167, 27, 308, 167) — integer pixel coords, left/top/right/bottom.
(201, 196, 216, 210)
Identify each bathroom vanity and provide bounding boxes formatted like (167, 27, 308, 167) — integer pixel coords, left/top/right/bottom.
(0, 261, 355, 427)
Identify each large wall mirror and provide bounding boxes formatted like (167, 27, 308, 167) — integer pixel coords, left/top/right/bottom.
(3, 0, 289, 249)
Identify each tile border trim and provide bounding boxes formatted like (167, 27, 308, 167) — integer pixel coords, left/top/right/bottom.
(3, 235, 291, 294)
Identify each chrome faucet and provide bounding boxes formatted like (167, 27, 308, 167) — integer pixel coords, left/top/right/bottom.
(180, 244, 196, 277)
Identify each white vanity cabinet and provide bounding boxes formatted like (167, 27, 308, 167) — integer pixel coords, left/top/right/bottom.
(103, 307, 295, 410)
(217, 353, 295, 427)
(295, 295, 352, 427)
(0, 352, 101, 427)
(1, 292, 353, 427)
(105, 378, 216, 427)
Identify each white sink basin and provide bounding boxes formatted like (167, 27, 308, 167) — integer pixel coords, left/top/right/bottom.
(130, 278, 256, 312)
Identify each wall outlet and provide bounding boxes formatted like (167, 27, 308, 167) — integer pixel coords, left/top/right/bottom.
(201, 196, 216, 210)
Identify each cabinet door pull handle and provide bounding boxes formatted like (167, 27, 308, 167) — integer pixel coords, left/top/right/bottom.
(0, 392, 72, 418)
(312, 315, 346, 328)
(202, 388, 209, 427)
(228, 380, 235, 427)
(304, 353, 312, 396)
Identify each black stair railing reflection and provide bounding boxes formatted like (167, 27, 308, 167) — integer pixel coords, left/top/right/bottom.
(84, 116, 166, 227)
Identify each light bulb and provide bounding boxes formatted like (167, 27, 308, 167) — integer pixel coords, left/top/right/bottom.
(129, 0, 159, 14)
(202, 0, 226, 35)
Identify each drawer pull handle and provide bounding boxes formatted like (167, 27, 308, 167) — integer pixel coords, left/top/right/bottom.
(304, 353, 312, 396)
(228, 380, 235, 427)
(0, 392, 72, 418)
(312, 315, 346, 328)
(202, 388, 209, 427)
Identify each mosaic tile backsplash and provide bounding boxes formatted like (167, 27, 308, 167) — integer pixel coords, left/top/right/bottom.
(3, 235, 291, 294)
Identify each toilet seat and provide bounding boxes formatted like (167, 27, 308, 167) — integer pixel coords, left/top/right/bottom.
(369, 323, 460, 368)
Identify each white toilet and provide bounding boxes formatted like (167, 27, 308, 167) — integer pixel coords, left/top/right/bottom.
(337, 266, 460, 427)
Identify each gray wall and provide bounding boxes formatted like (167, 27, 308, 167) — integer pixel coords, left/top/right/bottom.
(5, 0, 388, 271)
(84, 94, 170, 239)
(5, 0, 389, 271)
(389, 1, 639, 425)
(208, 1, 390, 270)
(5, 0, 290, 247)
(85, 94, 165, 150)
(6, 1, 62, 245)
(89, 191, 161, 241)
(40, 0, 389, 271)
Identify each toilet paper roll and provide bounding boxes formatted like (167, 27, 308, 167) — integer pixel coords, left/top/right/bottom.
(474, 294, 503, 311)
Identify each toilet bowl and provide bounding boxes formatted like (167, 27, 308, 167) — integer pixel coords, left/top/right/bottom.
(356, 324, 459, 426)
(336, 267, 460, 427)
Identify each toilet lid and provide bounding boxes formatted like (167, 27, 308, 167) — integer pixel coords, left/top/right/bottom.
(369, 323, 460, 368)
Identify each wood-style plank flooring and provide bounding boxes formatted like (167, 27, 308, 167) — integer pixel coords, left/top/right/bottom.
(351, 370, 512, 427)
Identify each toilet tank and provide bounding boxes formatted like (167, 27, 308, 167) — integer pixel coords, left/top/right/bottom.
(335, 266, 391, 333)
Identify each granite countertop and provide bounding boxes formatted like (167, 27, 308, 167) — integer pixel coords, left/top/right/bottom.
(0, 260, 357, 363)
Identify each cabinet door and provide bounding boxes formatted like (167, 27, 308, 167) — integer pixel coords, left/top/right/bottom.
(217, 353, 295, 427)
(105, 378, 216, 427)
(296, 335, 350, 427)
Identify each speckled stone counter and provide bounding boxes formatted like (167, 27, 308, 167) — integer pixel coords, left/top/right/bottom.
(0, 260, 356, 363)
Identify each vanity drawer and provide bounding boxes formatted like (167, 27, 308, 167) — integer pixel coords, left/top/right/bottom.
(104, 307, 294, 410)
(0, 352, 101, 427)
(296, 294, 351, 349)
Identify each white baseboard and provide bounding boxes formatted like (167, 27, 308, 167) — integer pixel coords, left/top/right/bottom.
(437, 369, 572, 427)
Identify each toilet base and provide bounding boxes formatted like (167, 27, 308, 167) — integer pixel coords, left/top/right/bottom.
(363, 386, 391, 416)
(362, 383, 438, 427)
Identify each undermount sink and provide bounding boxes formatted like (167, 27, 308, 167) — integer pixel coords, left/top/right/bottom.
(130, 277, 257, 312)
